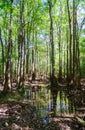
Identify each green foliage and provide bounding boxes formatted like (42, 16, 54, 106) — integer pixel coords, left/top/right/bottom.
(0, 0, 85, 78)
(0, 92, 24, 102)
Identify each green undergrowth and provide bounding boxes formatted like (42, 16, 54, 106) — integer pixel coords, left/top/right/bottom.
(0, 91, 24, 103)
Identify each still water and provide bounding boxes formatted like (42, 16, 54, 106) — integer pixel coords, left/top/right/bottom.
(24, 85, 75, 118)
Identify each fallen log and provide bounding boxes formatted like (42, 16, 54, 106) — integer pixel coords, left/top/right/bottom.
(75, 115, 85, 126)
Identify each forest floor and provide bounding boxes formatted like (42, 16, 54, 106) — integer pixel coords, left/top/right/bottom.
(0, 78, 85, 130)
(0, 99, 80, 130)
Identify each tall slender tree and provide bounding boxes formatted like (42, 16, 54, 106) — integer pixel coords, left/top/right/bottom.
(0, 28, 4, 80)
(48, 0, 58, 116)
(66, 0, 72, 80)
(73, 0, 77, 85)
(17, 0, 25, 88)
(4, 0, 13, 93)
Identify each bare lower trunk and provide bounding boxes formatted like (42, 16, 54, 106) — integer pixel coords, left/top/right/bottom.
(0, 28, 4, 80)
(17, 0, 24, 89)
(67, 0, 72, 80)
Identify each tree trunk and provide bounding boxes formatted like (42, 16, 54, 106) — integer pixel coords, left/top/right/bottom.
(48, 0, 55, 79)
(73, 0, 77, 85)
(76, 32, 80, 86)
(64, 43, 66, 78)
(17, 0, 24, 89)
(32, 23, 35, 81)
(4, 1, 13, 93)
(66, 29, 69, 80)
(46, 42, 49, 77)
(58, 26, 62, 80)
(67, 0, 72, 80)
(48, 0, 57, 116)
(0, 28, 4, 80)
(26, 23, 30, 74)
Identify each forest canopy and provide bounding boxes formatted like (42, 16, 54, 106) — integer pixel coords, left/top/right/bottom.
(0, 0, 85, 92)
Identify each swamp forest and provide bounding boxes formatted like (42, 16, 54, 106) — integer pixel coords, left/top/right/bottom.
(0, 0, 85, 129)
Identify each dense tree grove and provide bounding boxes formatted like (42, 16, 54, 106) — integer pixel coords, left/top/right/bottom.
(0, 0, 84, 91)
(0, 0, 85, 124)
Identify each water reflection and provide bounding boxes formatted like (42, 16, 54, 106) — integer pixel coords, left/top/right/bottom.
(24, 85, 75, 117)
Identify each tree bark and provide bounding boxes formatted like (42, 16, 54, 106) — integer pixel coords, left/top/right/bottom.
(67, 0, 72, 80)
(73, 0, 77, 85)
(17, 0, 24, 89)
(32, 23, 35, 80)
(58, 26, 62, 80)
(4, 1, 13, 93)
(48, 0, 55, 79)
(0, 28, 4, 80)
